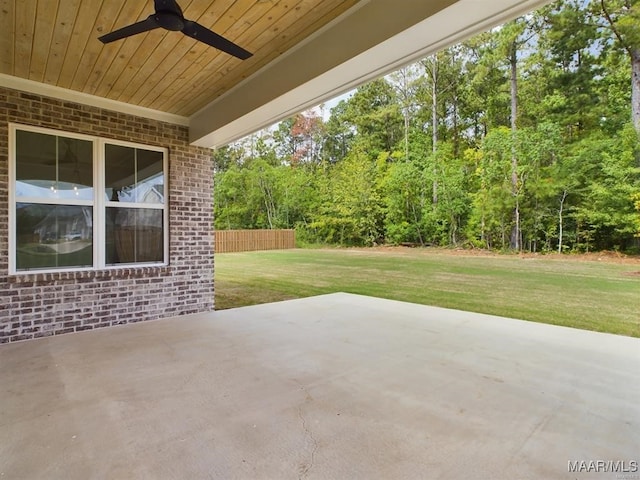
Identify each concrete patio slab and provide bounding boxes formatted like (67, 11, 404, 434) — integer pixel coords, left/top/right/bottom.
(1, 293, 638, 479)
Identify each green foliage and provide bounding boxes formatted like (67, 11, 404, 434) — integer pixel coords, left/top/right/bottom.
(383, 157, 428, 244)
(213, 0, 640, 253)
(308, 150, 386, 246)
(575, 125, 640, 250)
(342, 79, 404, 155)
(633, 192, 640, 238)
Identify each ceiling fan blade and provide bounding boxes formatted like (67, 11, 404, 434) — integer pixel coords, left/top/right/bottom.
(182, 21, 252, 60)
(99, 16, 160, 44)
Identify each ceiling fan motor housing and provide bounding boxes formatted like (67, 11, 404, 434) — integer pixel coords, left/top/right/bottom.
(154, 12, 185, 31)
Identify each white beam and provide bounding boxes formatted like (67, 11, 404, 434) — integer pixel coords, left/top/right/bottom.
(0, 74, 190, 127)
(189, 0, 550, 148)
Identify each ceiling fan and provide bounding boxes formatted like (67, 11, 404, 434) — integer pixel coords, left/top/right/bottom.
(98, 0, 253, 60)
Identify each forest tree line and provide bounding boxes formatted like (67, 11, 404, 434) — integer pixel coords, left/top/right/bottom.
(214, 0, 640, 253)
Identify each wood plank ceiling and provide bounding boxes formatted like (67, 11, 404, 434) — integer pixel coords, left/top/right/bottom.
(0, 0, 360, 116)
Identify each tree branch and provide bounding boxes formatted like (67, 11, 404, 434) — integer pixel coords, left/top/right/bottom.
(600, 0, 633, 57)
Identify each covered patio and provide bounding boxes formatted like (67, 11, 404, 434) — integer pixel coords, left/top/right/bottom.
(1, 0, 550, 342)
(2, 1, 639, 477)
(2, 293, 638, 478)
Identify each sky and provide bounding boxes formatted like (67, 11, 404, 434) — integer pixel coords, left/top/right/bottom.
(315, 90, 354, 121)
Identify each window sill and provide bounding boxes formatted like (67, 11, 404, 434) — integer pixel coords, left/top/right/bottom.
(8, 265, 172, 285)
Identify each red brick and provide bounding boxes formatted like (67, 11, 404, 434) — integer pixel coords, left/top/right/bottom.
(0, 86, 214, 344)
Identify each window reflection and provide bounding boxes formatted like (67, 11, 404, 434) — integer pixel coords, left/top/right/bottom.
(105, 145, 164, 204)
(15, 131, 93, 200)
(15, 203, 93, 270)
(12, 127, 168, 272)
(106, 208, 163, 265)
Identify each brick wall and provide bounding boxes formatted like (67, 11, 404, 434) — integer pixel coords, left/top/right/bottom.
(0, 86, 215, 343)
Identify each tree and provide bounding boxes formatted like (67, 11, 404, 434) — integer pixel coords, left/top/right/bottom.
(495, 17, 541, 250)
(577, 124, 640, 250)
(423, 54, 442, 205)
(309, 150, 386, 246)
(468, 127, 517, 249)
(323, 99, 355, 163)
(212, 144, 244, 172)
(388, 65, 422, 161)
(541, 0, 602, 137)
(212, 0, 639, 254)
(343, 79, 404, 155)
(596, 0, 640, 135)
(633, 192, 640, 238)
(383, 146, 429, 245)
(274, 111, 326, 164)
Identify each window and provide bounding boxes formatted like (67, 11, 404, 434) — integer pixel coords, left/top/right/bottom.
(9, 124, 168, 273)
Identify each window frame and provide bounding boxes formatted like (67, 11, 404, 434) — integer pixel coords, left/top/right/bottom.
(8, 123, 169, 275)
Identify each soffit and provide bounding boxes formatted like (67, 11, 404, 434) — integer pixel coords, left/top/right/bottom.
(0, 0, 358, 117)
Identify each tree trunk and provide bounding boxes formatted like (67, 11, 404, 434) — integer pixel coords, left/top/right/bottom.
(558, 189, 567, 253)
(404, 110, 410, 161)
(396, 67, 411, 161)
(632, 49, 640, 137)
(432, 56, 438, 205)
(509, 43, 521, 251)
(411, 203, 425, 246)
(600, 0, 640, 137)
(452, 91, 459, 158)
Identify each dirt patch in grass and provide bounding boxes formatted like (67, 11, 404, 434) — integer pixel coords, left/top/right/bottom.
(215, 280, 299, 310)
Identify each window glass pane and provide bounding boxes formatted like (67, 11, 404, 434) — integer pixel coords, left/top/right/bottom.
(105, 145, 164, 204)
(106, 207, 164, 265)
(16, 131, 93, 200)
(105, 144, 135, 202)
(15, 203, 93, 270)
(136, 149, 164, 204)
(57, 137, 94, 200)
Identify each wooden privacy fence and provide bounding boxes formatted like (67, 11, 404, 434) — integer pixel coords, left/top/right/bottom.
(215, 229, 295, 253)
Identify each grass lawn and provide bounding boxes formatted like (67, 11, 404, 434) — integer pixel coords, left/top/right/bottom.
(214, 247, 640, 337)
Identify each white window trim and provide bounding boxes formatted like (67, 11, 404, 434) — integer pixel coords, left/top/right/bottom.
(8, 123, 169, 275)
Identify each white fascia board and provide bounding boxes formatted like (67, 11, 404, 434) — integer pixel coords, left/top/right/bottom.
(190, 0, 551, 148)
(0, 74, 190, 127)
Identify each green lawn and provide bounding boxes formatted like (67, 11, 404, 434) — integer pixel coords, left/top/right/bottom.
(214, 248, 640, 337)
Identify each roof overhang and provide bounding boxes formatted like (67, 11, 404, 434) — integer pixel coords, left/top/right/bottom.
(0, 0, 550, 149)
(190, 0, 550, 148)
